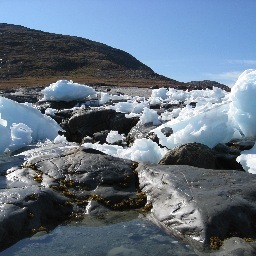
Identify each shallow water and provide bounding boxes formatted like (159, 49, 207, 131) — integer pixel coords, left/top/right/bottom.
(1, 212, 197, 256)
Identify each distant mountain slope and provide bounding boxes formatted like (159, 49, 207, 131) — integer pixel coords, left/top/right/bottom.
(0, 23, 229, 91)
(0, 23, 182, 89)
(187, 80, 230, 91)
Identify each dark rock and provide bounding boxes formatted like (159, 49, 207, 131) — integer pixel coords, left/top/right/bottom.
(189, 102, 197, 108)
(127, 122, 157, 146)
(36, 100, 89, 111)
(149, 104, 161, 109)
(109, 113, 139, 135)
(93, 130, 109, 144)
(0, 143, 146, 251)
(138, 163, 256, 251)
(81, 136, 93, 144)
(146, 132, 159, 145)
(0, 186, 72, 251)
(186, 80, 230, 92)
(64, 108, 139, 143)
(0, 87, 42, 103)
(161, 102, 185, 111)
(213, 143, 244, 171)
(159, 142, 216, 169)
(64, 109, 116, 142)
(54, 109, 75, 127)
(160, 127, 173, 137)
(227, 137, 256, 151)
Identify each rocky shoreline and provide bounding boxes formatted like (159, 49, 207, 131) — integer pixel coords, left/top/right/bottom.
(1, 85, 256, 255)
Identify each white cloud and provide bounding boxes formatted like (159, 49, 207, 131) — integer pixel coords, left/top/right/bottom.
(206, 71, 242, 87)
(227, 59, 256, 65)
(208, 71, 242, 80)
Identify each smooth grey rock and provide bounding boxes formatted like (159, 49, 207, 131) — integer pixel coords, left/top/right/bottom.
(159, 142, 216, 169)
(0, 186, 71, 250)
(0, 143, 144, 251)
(23, 146, 145, 213)
(137, 163, 256, 251)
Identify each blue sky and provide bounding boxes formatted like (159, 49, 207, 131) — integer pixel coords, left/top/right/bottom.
(1, 0, 256, 86)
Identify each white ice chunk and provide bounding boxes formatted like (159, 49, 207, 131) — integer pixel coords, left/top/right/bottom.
(228, 69, 256, 137)
(41, 80, 96, 102)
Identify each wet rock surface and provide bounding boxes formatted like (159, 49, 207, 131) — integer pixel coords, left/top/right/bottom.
(24, 146, 145, 212)
(214, 237, 256, 256)
(138, 163, 256, 253)
(0, 174, 72, 250)
(0, 144, 145, 251)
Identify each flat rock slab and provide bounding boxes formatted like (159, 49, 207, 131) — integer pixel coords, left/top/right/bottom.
(0, 143, 145, 251)
(23, 145, 145, 213)
(0, 186, 71, 250)
(137, 164, 256, 252)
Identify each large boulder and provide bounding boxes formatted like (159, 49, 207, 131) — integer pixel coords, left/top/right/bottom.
(64, 109, 138, 143)
(0, 143, 145, 251)
(63, 109, 116, 142)
(137, 163, 256, 252)
(159, 142, 216, 169)
(23, 145, 145, 214)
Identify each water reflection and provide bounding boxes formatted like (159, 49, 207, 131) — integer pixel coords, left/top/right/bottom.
(1, 212, 197, 256)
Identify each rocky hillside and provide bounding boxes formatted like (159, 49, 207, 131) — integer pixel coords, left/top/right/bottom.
(0, 23, 183, 89)
(0, 23, 229, 91)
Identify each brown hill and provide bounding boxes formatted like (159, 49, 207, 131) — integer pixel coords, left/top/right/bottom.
(0, 23, 184, 89)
